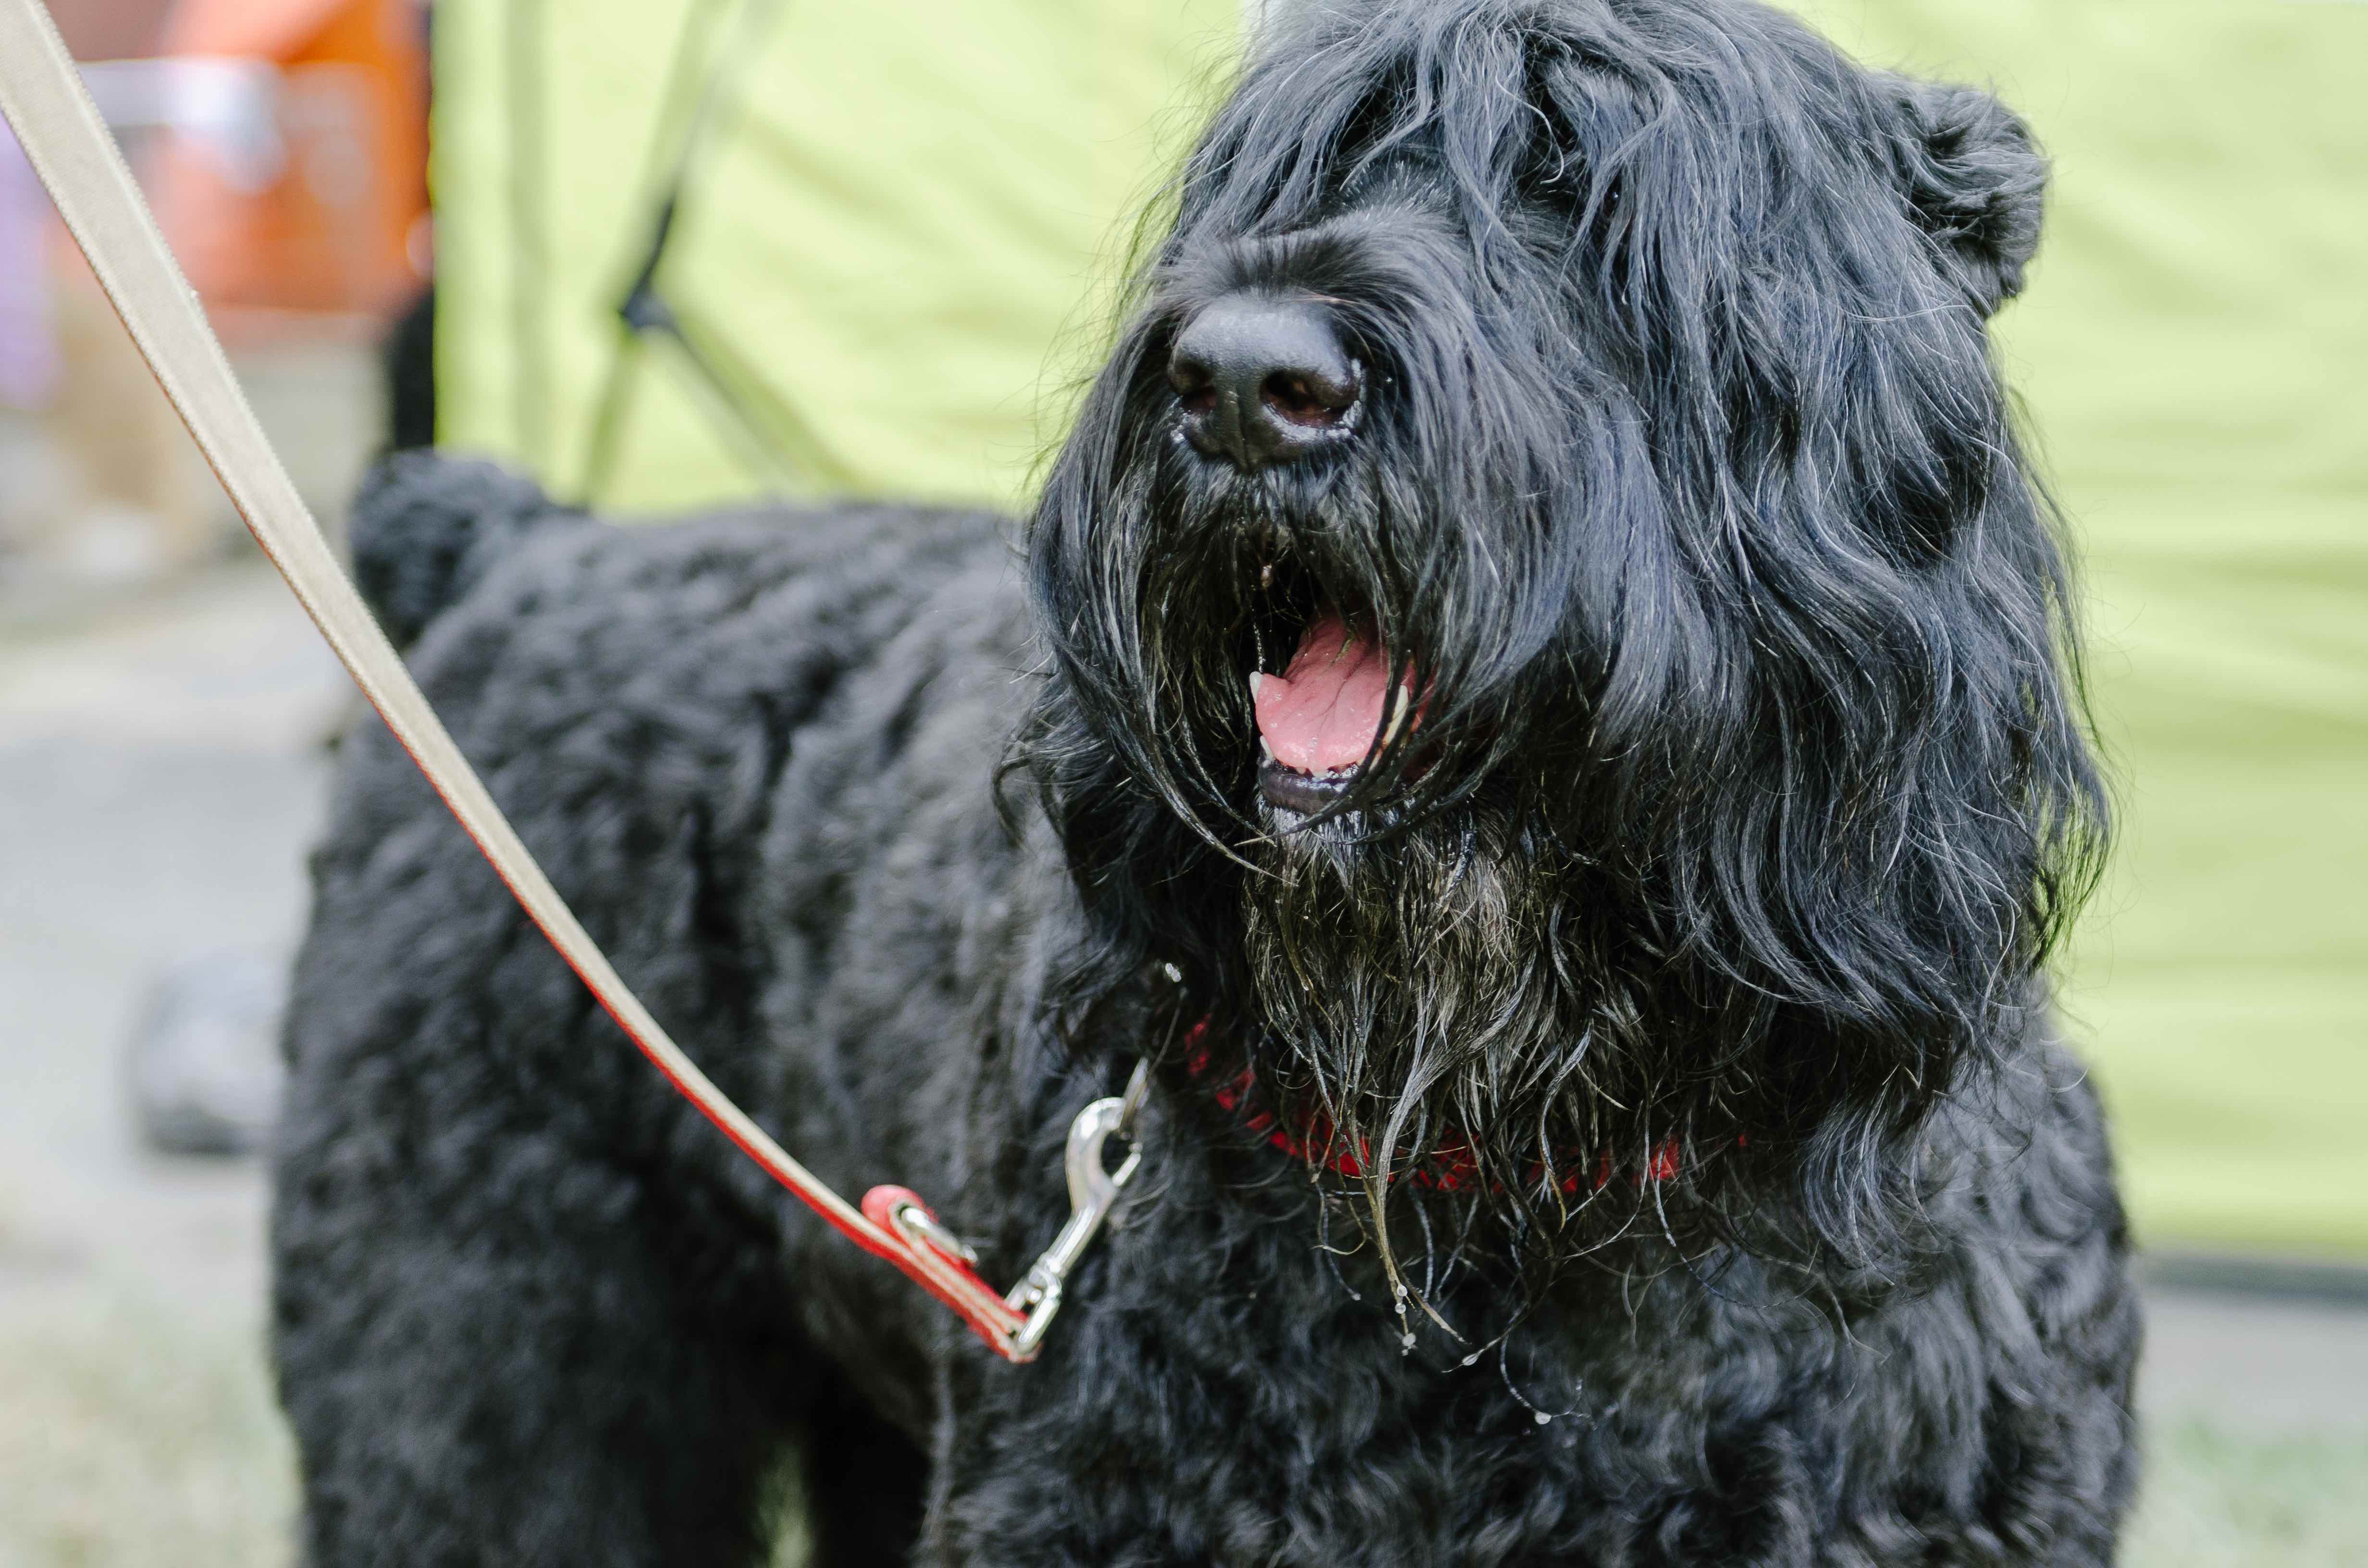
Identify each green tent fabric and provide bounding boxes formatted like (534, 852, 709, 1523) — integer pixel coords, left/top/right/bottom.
(434, 0, 2368, 1260)
(433, 0, 1241, 512)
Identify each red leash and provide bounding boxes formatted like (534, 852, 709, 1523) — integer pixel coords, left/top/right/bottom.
(0, 0, 1135, 1365)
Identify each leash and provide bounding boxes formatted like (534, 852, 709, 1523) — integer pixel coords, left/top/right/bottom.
(0, 0, 1137, 1365)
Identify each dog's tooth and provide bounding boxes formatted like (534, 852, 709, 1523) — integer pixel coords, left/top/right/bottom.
(1380, 682, 1412, 747)
(1248, 671, 1266, 702)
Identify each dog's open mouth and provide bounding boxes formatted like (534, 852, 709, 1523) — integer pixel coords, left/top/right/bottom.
(1249, 604, 1416, 814)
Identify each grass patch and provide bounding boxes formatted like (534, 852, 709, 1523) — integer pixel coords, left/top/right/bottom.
(0, 1285, 293, 1568)
(2128, 1419, 2368, 1568)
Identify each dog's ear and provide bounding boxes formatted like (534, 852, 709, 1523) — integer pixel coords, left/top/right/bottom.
(351, 452, 575, 650)
(1882, 77, 2047, 316)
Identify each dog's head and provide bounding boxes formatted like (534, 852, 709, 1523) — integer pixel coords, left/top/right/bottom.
(1021, 0, 2104, 1284)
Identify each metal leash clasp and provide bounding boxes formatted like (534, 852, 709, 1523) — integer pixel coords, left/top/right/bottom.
(1002, 1061, 1149, 1360)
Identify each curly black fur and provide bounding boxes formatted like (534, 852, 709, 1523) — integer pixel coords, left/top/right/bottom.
(273, 3, 2140, 1563)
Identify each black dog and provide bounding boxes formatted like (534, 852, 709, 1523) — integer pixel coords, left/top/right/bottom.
(273, 0, 2140, 1562)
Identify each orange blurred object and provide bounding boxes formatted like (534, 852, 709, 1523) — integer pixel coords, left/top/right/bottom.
(150, 0, 426, 336)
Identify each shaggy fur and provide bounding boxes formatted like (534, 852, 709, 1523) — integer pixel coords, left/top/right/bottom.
(273, 1, 2141, 1563)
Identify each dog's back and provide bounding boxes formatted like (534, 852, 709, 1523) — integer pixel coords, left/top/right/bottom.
(275, 455, 1038, 1565)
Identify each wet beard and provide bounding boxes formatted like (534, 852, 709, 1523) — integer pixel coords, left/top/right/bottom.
(1238, 805, 1620, 1294)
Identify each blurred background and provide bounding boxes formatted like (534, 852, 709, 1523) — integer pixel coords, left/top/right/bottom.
(0, 0, 2359, 1562)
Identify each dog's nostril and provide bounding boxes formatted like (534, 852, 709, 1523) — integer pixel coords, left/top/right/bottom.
(1174, 378, 1218, 417)
(1261, 370, 1355, 429)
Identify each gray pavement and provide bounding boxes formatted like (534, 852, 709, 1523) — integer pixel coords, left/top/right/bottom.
(2146, 1289, 2368, 1437)
(0, 563, 340, 1322)
(0, 553, 2361, 1564)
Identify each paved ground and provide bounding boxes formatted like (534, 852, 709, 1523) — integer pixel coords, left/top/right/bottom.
(0, 558, 2362, 1566)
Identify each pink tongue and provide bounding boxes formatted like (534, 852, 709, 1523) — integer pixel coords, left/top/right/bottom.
(1252, 613, 1396, 775)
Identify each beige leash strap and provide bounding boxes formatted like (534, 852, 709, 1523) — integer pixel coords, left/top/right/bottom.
(0, 0, 1070, 1359)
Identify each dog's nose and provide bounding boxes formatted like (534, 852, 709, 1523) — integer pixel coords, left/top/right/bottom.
(1167, 296, 1360, 469)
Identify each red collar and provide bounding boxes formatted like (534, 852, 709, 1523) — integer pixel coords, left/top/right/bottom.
(1182, 1023, 1690, 1195)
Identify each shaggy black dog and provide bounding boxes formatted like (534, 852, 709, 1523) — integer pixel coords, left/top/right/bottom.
(273, 0, 2141, 1562)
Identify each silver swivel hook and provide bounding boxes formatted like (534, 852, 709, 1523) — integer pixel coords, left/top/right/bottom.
(1003, 1060, 1150, 1359)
